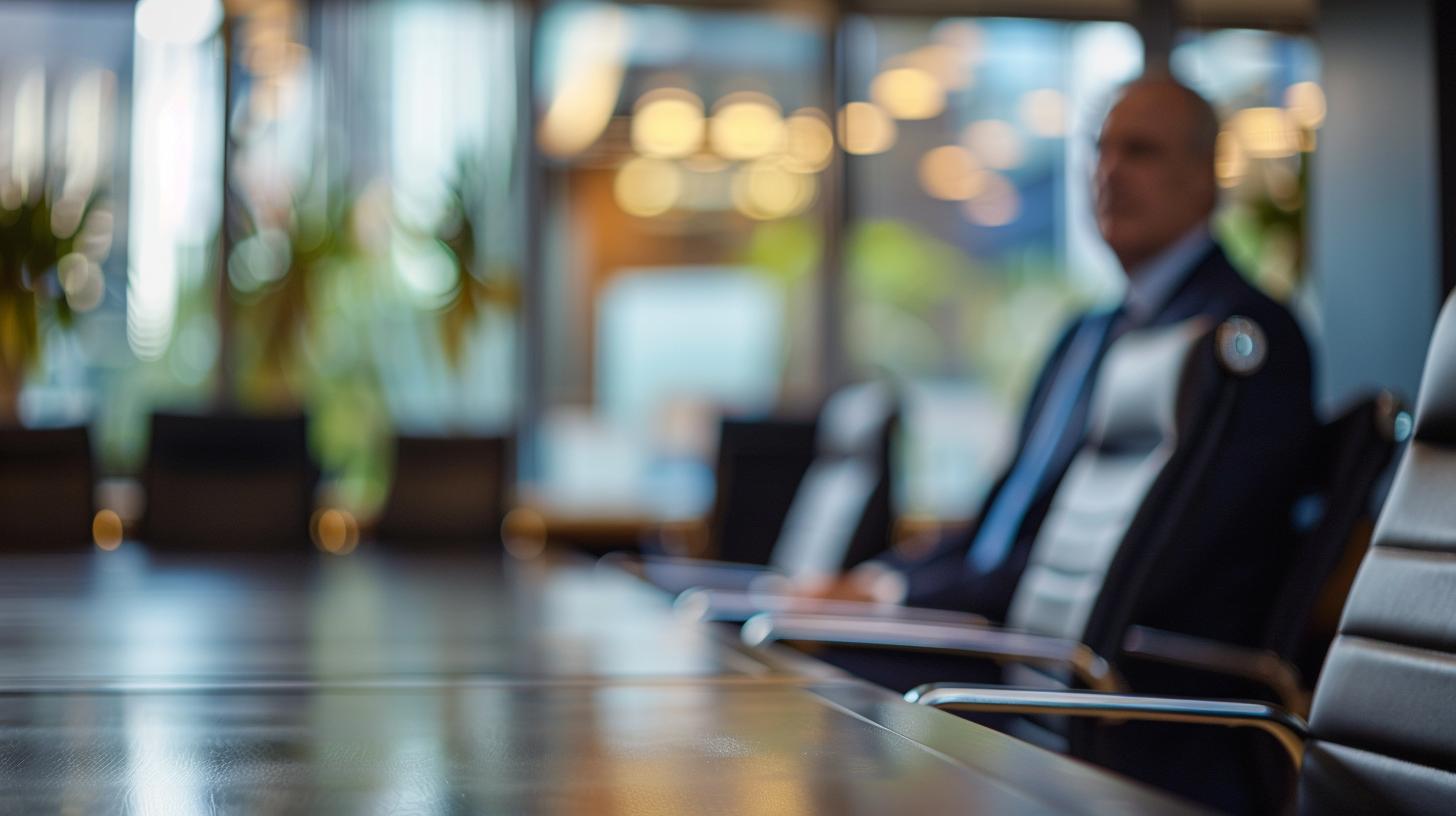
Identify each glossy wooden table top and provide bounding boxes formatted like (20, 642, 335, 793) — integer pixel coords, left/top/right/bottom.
(0, 547, 1205, 814)
(0, 548, 787, 685)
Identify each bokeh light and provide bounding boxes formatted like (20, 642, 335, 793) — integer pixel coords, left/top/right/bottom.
(932, 19, 985, 61)
(92, 510, 124, 551)
(1284, 81, 1327, 130)
(1230, 107, 1299, 158)
(540, 70, 624, 158)
(1019, 89, 1067, 138)
(538, 7, 627, 158)
(632, 88, 705, 159)
(709, 92, 785, 161)
(732, 159, 816, 220)
(870, 67, 946, 120)
(838, 102, 897, 156)
(59, 253, 106, 312)
(1215, 130, 1247, 188)
(614, 157, 683, 217)
(502, 508, 549, 561)
(896, 44, 974, 92)
(917, 145, 986, 201)
(962, 171, 1020, 227)
(962, 120, 1024, 169)
(311, 508, 360, 555)
(782, 108, 834, 173)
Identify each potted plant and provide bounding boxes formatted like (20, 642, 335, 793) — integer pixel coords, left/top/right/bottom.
(0, 175, 108, 424)
(418, 157, 519, 369)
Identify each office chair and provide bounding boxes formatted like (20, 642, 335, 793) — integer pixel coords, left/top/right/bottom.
(743, 316, 1309, 811)
(630, 382, 897, 596)
(704, 415, 819, 565)
(141, 412, 318, 551)
(373, 434, 512, 546)
(905, 292, 1456, 815)
(0, 425, 95, 550)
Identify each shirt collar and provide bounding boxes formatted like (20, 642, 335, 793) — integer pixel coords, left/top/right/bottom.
(1122, 224, 1214, 325)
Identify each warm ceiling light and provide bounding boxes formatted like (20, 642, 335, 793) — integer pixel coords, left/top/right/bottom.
(732, 158, 816, 220)
(632, 88, 705, 159)
(782, 108, 834, 173)
(1230, 107, 1299, 159)
(614, 157, 683, 218)
(709, 92, 785, 161)
(838, 102, 897, 156)
(1215, 130, 1247, 188)
(539, 69, 624, 158)
(1284, 81, 1327, 130)
(537, 7, 627, 158)
(870, 67, 946, 121)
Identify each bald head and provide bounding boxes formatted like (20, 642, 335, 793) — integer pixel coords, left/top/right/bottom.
(1094, 76, 1221, 272)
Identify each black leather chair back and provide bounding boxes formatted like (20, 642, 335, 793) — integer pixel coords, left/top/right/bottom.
(708, 416, 818, 565)
(770, 382, 898, 578)
(1264, 394, 1402, 678)
(141, 412, 317, 550)
(374, 434, 511, 546)
(0, 425, 94, 549)
(1299, 297, 1456, 814)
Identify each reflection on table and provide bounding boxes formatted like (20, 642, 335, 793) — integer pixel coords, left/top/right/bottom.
(0, 547, 1205, 815)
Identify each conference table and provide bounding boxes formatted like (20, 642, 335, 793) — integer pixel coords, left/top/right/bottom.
(0, 545, 1204, 814)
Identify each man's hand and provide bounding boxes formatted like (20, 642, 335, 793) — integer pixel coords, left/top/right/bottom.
(794, 562, 908, 605)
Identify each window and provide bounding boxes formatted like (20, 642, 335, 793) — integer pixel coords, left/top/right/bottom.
(532, 1, 831, 516)
(1173, 28, 1321, 303)
(842, 17, 1142, 518)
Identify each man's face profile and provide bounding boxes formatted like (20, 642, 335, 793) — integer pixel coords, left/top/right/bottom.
(1093, 82, 1217, 273)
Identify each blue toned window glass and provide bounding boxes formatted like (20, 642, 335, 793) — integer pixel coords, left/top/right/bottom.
(842, 17, 1143, 519)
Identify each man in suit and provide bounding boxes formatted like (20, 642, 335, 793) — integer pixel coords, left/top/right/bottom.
(808, 76, 1317, 625)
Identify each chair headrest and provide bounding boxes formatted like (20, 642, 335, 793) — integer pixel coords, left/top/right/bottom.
(1412, 295, 1456, 446)
(1086, 319, 1208, 453)
(1086, 315, 1265, 454)
(817, 382, 895, 457)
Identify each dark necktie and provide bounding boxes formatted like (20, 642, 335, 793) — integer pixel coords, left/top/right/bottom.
(965, 308, 1123, 573)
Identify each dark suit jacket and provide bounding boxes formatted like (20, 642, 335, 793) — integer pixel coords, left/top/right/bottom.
(890, 243, 1317, 623)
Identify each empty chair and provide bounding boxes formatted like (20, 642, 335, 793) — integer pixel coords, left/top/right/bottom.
(906, 292, 1456, 815)
(1256, 393, 1406, 681)
(141, 412, 317, 551)
(1107, 393, 1404, 720)
(374, 434, 511, 546)
(0, 425, 94, 550)
(633, 382, 896, 595)
(704, 415, 819, 566)
(770, 381, 897, 577)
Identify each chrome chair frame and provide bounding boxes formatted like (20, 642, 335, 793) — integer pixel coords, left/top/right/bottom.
(904, 685, 1310, 770)
(741, 610, 1309, 711)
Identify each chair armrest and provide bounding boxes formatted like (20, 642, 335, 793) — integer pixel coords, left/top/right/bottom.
(741, 613, 1126, 693)
(675, 587, 989, 626)
(905, 684, 1309, 769)
(600, 553, 790, 595)
(1121, 625, 1310, 715)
